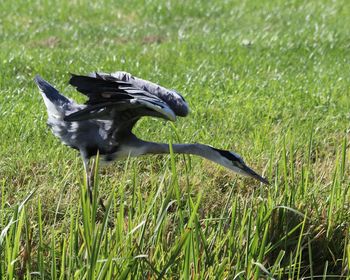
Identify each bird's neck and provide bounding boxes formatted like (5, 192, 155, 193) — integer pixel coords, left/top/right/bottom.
(136, 140, 219, 163)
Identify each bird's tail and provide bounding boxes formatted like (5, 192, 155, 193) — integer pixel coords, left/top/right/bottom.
(34, 75, 71, 118)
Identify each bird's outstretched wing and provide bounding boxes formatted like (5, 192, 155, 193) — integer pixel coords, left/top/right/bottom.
(106, 72, 189, 117)
(88, 72, 189, 117)
(65, 73, 189, 125)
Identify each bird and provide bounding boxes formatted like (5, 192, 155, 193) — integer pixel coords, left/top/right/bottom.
(34, 71, 269, 204)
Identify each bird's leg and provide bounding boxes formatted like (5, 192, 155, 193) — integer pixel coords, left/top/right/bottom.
(81, 152, 106, 211)
(98, 197, 106, 212)
(88, 157, 106, 212)
(82, 156, 93, 203)
(89, 158, 96, 194)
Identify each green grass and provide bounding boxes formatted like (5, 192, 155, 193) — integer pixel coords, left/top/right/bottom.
(1, 0, 350, 278)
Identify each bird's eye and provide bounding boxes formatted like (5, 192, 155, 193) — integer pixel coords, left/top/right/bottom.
(237, 157, 245, 165)
(229, 152, 245, 165)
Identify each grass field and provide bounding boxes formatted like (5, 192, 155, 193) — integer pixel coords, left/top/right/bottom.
(1, 0, 350, 278)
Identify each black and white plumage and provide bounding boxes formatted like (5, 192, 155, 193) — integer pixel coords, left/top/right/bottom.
(34, 71, 268, 201)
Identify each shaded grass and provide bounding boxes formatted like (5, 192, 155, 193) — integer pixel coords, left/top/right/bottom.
(1, 0, 350, 278)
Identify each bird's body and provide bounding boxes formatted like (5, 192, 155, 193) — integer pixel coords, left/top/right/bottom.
(36, 72, 190, 162)
(35, 71, 269, 199)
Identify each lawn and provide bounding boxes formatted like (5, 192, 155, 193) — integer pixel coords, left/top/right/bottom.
(1, 0, 350, 278)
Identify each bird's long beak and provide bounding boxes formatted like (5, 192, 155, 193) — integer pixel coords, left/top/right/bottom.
(240, 164, 270, 185)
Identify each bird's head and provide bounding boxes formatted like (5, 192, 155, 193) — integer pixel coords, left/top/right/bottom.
(211, 147, 269, 185)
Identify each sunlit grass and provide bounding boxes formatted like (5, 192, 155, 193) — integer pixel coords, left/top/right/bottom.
(1, 0, 350, 278)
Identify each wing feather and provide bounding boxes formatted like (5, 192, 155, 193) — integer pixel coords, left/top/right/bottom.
(66, 74, 177, 122)
(112, 71, 189, 117)
(67, 72, 188, 134)
(88, 72, 189, 117)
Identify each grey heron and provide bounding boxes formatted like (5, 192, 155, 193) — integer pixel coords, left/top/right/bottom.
(34, 72, 269, 204)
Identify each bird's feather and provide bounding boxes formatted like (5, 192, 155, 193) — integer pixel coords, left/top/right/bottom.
(66, 72, 187, 128)
(64, 99, 176, 122)
(34, 75, 73, 118)
(109, 71, 189, 117)
(68, 72, 189, 119)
